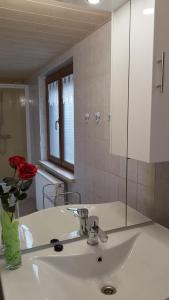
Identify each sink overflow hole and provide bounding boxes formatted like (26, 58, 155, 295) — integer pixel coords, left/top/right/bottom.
(101, 286, 117, 296)
(97, 256, 103, 263)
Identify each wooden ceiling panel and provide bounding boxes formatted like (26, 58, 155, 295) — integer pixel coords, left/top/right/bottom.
(0, 0, 109, 24)
(0, 18, 86, 38)
(0, 9, 96, 32)
(0, 0, 111, 82)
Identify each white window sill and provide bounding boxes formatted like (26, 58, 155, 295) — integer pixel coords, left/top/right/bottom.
(39, 160, 75, 183)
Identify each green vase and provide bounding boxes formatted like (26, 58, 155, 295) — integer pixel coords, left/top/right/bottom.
(1, 208, 21, 270)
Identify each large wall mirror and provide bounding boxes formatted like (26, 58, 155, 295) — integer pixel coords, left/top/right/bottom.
(0, 0, 156, 253)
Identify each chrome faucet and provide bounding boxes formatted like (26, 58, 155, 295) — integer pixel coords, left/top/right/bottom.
(67, 207, 89, 235)
(67, 208, 108, 245)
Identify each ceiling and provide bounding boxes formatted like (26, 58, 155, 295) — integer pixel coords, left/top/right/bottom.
(62, 0, 128, 12)
(0, 0, 111, 83)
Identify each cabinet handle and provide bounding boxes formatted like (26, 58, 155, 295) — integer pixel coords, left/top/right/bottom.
(156, 52, 165, 93)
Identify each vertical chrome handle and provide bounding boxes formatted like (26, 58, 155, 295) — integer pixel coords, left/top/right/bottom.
(156, 52, 165, 93)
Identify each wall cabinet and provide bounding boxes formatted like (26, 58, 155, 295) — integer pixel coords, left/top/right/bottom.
(128, 0, 169, 162)
(111, 0, 169, 163)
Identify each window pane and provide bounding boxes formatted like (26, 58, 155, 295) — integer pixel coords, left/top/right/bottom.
(62, 74, 74, 164)
(48, 81, 60, 158)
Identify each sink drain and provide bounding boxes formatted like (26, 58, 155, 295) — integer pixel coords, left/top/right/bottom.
(101, 285, 117, 295)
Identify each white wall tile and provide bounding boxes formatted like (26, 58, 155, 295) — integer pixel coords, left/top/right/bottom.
(104, 173, 119, 203)
(118, 178, 126, 204)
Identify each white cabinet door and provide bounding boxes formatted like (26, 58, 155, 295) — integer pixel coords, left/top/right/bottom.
(129, 0, 169, 162)
(111, 0, 169, 162)
(128, 0, 155, 162)
(110, 1, 130, 157)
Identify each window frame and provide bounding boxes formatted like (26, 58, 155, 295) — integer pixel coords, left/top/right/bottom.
(46, 63, 74, 172)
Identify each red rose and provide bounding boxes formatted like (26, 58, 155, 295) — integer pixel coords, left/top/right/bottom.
(9, 155, 25, 169)
(18, 162, 38, 180)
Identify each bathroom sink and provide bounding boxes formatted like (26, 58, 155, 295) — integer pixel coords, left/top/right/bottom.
(2, 224, 169, 300)
(29, 228, 169, 300)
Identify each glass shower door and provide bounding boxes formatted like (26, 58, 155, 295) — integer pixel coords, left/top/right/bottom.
(0, 88, 27, 179)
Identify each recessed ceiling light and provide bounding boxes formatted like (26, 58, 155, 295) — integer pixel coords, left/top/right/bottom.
(143, 8, 154, 15)
(87, 0, 101, 5)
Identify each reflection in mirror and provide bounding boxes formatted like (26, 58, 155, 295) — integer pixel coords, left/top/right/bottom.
(0, 0, 130, 252)
(110, 0, 149, 228)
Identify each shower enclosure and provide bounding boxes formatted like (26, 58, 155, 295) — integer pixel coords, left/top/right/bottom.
(0, 86, 27, 179)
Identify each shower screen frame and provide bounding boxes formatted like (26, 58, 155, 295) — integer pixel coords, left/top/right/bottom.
(0, 83, 31, 163)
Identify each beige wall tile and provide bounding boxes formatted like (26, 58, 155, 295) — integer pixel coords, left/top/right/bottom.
(138, 161, 155, 188)
(154, 181, 169, 227)
(155, 162, 169, 184)
(137, 184, 155, 219)
(127, 181, 137, 209)
(119, 157, 127, 178)
(127, 159, 138, 183)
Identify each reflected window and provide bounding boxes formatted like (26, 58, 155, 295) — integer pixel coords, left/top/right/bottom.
(46, 64, 74, 172)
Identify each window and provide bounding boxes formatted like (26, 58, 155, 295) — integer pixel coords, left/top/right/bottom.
(46, 64, 74, 172)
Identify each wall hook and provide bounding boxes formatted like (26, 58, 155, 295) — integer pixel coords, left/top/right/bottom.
(95, 112, 101, 124)
(84, 113, 90, 123)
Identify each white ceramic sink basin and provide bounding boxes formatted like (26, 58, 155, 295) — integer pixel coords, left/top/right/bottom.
(33, 234, 137, 280)
(30, 229, 169, 300)
(2, 224, 169, 300)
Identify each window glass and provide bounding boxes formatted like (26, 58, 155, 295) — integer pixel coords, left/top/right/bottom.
(48, 81, 60, 159)
(62, 74, 74, 164)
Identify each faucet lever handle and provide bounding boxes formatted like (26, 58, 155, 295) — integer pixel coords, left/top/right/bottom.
(87, 216, 99, 246)
(67, 207, 78, 215)
(87, 216, 99, 230)
(87, 216, 108, 245)
(97, 227, 108, 243)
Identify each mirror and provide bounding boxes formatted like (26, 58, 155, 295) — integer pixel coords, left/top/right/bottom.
(126, 0, 156, 227)
(0, 0, 131, 251)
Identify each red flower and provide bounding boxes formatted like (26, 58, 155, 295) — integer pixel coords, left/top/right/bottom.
(9, 155, 25, 169)
(18, 162, 38, 180)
